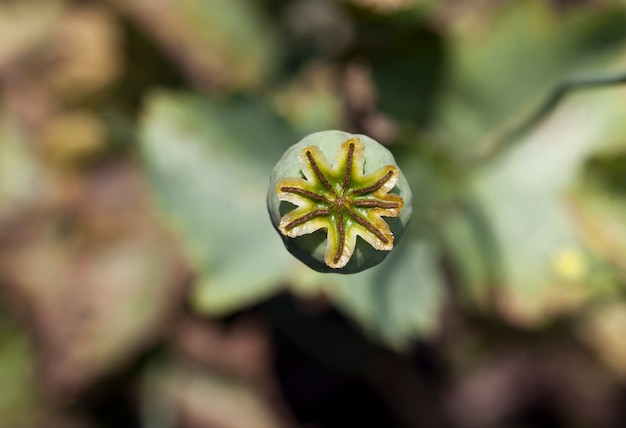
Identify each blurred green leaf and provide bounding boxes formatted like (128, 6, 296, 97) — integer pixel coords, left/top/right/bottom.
(468, 85, 626, 323)
(0, 320, 39, 427)
(436, 0, 626, 148)
(334, 238, 444, 348)
(439, 196, 503, 309)
(140, 92, 298, 314)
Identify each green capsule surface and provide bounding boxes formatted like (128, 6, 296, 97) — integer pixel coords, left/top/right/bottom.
(267, 130, 412, 274)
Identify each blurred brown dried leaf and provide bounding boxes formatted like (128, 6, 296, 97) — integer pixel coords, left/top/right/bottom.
(447, 349, 618, 428)
(144, 362, 294, 428)
(0, 162, 189, 395)
(172, 318, 272, 383)
(36, 110, 109, 166)
(580, 302, 626, 379)
(0, 0, 66, 72)
(346, 0, 422, 13)
(38, 4, 124, 102)
(107, 0, 278, 92)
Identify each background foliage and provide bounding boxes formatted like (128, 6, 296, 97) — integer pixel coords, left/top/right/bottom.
(2, 0, 626, 427)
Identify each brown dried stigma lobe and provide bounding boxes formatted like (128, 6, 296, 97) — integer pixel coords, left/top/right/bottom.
(284, 208, 331, 230)
(306, 150, 336, 195)
(334, 207, 346, 264)
(342, 142, 355, 194)
(352, 200, 401, 209)
(346, 207, 390, 244)
(350, 170, 395, 195)
(279, 186, 331, 203)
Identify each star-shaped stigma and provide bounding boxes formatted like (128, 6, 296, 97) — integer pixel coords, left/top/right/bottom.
(276, 137, 404, 269)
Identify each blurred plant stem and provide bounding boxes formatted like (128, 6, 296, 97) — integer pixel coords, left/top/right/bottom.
(475, 70, 626, 163)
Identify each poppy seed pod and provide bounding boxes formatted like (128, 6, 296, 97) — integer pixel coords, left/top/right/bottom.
(267, 130, 412, 274)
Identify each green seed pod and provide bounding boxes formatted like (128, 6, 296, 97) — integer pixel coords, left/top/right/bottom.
(267, 130, 412, 274)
